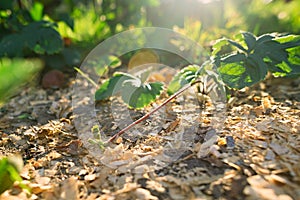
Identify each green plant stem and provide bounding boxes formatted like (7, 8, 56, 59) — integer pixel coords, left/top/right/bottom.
(74, 67, 98, 88)
(106, 80, 201, 143)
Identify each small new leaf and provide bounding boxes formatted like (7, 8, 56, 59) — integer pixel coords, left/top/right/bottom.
(242, 32, 256, 53)
(167, 64, 200, 95)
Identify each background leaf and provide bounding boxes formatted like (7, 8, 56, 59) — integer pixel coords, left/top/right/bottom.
(23, 21, 63, 54)
(29, 2, 44, 21)
(0, 21, 63, 57)
(0, 34, 24, 57)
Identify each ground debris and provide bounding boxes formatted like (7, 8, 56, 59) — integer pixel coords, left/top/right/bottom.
(0, 76, 299, 199)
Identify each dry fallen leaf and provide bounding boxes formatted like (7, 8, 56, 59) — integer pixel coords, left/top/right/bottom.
(1, 67, 299, 200)
(56, 140, 86, 156)
(100, 144, 135, 169)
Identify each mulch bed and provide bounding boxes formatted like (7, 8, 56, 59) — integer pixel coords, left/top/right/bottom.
(0, 75, 299, 200)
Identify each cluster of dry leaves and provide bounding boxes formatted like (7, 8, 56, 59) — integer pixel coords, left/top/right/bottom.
(0, 76, 299, 200)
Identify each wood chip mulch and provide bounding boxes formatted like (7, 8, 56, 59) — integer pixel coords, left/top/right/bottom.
(0, 76, 299, 200)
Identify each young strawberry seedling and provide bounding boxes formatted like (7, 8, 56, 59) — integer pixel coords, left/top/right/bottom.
(93, 32, 300, 144)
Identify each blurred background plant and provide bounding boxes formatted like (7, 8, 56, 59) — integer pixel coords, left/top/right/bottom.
(0, 0, 299, 104)
(0, 154, 29, 195)
(1, 0, 299, 68)
(0, 58, 42, 107)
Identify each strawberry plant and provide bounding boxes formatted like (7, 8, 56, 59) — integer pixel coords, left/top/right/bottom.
(212, 32, 300, 89)
(94, 32, 299, 143)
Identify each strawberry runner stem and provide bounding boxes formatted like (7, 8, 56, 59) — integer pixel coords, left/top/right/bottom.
(106, 80, 201, 143)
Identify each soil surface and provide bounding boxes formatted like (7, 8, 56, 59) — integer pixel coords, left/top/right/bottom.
(0, 74, 299, 200)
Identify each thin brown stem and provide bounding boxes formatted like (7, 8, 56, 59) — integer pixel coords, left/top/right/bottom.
(106, 80, 201, 143)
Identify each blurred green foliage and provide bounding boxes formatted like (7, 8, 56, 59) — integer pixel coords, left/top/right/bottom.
(0, 0, 299, 106)
(0, 155, 28, 194)
(0, 58, 42, 106)
(0, 0, 159, 68)
(172, 0, 300, 48)
(1, 0, 299, 66)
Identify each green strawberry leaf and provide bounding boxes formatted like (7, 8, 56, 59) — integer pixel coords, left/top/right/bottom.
(242, 32, 256, 53)
(227, 39, 247, 53)
(95, 72, 135, 100)
(95, 71, 164, 109)
(212, 38, 229, 56)
(122, 81, 164, 109)
(215, 32, 300, 89)
(217, 53, 268, 89)
(255, 34, 300, 76)
(274, 35, 300, 76)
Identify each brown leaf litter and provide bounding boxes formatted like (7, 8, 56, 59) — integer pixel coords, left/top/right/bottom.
(0, 76, 299, 200)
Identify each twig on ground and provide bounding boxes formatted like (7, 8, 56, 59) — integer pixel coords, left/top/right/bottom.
(105, 80, 202, 143)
